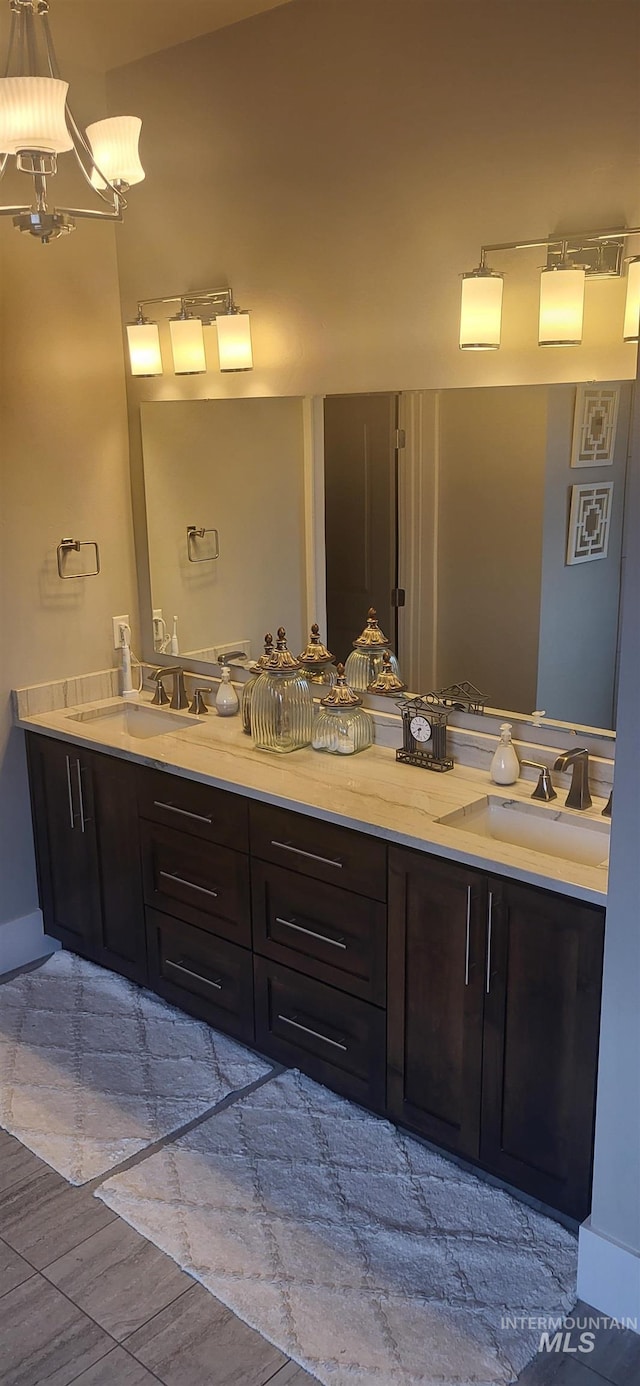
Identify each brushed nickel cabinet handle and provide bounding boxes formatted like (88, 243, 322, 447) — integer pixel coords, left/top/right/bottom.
(275, 916, 347, 950)
(153, 801, 214, 826)
(486, 892, 494, 994)
(159, 870, 218, 898)
(271, 840, 343, 870)
(277, 1014, 348, 1052)
(75, 760, 86, 834)
(65, 755, 75, 829)
(464, 886, 471, 986)
(165, 958, 222, 992)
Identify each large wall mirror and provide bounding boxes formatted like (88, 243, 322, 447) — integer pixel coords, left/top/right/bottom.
(138, 381, 632, 735)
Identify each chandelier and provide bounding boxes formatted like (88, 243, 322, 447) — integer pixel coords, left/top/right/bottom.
(0, 0, 144, 243)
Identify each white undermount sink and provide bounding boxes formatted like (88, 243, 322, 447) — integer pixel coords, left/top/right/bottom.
(66, 700, 196, 740)
(438, 795, 609, 868)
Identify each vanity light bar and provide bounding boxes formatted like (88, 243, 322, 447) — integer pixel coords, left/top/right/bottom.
(126, 287, 253, 377)
(459, 226, 640, 350)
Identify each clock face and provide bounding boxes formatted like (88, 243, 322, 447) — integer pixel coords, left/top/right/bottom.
(410, 714, 432, 744)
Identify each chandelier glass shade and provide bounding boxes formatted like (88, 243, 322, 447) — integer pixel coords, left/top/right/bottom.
(0, 0, 144, 243)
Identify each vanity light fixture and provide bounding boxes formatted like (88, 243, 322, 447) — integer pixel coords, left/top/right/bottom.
(0, 0, 144, 244)
(126, 287, 253, 377)
(459, 226, 640, 349)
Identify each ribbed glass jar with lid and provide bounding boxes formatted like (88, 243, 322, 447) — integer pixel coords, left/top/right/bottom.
(312, 664, 373, 756)
(344, 607, 402, 693)
(251, 627, 313, 753)
(241, 633, 274, 735)
(298, 623, 337, 685)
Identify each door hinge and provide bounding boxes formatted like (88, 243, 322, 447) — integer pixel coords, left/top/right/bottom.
(391, 588, 406, 607)
(395, 428, 406, 449)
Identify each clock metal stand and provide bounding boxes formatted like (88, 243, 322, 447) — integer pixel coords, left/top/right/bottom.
(396, 694, 455, 773)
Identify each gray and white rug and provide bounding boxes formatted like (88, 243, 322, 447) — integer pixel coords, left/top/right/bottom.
(97, 1069, 578, 1386)
(0, 951, 271, 1183)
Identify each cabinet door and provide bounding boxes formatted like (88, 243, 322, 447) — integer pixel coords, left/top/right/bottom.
(388, 848, 487, 1159)
(27, 734, 102, 954)
(481, 878, 604, 1220)
(89, 749, 147, 984)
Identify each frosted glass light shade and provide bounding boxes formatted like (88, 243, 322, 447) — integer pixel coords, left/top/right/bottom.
(623, 257, 640, 342)
(86, 116, 144, 189)
(459, 271, 503, 349)
(0, 76, 73, 155)
(538, 266, 585, 345)
(216, 311, 253, 371)
(169, 316, 207, 374)
(126, 321, 162, 377)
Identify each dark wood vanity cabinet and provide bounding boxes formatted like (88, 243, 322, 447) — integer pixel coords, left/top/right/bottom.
(26, 732, 605, 1219)
(388, 846, 605, 1220)
(26, 734, 147, 984)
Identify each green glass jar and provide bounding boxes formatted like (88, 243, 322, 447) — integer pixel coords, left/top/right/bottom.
(298, 623, 337, 686)
(344, 607, 402, 693)
(251, 628, 313, 753)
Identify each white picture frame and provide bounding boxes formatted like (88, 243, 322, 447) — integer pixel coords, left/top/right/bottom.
(566, 482, 614, 565)
(570, 385, 620, 467)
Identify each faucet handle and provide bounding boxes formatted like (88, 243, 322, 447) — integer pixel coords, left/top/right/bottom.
(521, 760, 557, 803)
(190, 687, 210, 715)
(151, 670, 170, 706)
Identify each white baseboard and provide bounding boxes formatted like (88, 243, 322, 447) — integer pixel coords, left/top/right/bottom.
(0, 910, 59, 976)
(578, 1219, 640, 1328)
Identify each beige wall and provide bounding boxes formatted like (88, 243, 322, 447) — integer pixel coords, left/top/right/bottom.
(141, 397, 307, 659)
(109, 0, 639, 403)
(0, 75, 136, 941)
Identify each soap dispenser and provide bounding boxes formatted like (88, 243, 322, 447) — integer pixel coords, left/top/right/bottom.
(215, 664, 239, 717)
(491, 723, 520, 785)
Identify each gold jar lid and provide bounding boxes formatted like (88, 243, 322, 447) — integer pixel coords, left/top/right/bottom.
(353, 607, 390, 650)
(263, 627, 302, 673)
(249, 632, 274, 674)
(298, 623, 335, 667)
(320, 663, 362, 708)
(367, 650, 407, 695)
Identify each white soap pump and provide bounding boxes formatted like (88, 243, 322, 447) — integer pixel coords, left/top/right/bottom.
(490, 723, 520, 785)
(215, 665, 239, 717)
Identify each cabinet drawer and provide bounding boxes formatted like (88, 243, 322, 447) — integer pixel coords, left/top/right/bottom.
(138, 767, 248, 851)
(250, 802, 386, 901)
(141, 821, 251, 946)
(146, 908, 254, 1043)
(254, 957, 386, 1110)
(252, 861, 386, 1005)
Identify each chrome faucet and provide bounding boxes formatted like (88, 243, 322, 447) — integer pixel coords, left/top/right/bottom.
(553, 748, 592, 811)
(151, 666, 189, 711)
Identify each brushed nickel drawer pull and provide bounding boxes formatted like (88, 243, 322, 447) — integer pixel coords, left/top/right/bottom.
(153, 801, 214, 826)
(65, 754, 75, 829)
(271, 840, 343, 870)
(166, 958, 222, 991)
(276, 916, 347, 950)
(486, 892, 494, 995)
(159, 870, 219, 898)
(464, 885, 471, 987)
(277, 1014, 348, 1052)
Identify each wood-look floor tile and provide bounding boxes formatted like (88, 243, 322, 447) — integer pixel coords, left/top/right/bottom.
(516, 1353, 611, 1384)
(64, 1345, 161, 1385)
(0, 1274, 113, 1385)
(583, 1323, 640, 1385)
(267, 1363, 318, 1384)
(125, 1282, 288, 1386)
(0, 1236, 35, 1297)
(0, 1130, 50, 1193)
(44, 1217, 193, 1340)
(0, 1168, 117, 1269)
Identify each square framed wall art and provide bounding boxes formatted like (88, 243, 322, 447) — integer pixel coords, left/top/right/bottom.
(570, 385, 620, 467)
(566, 482, 614, 565)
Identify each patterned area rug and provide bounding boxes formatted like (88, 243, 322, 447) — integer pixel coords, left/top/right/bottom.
(97, 1070, 578, 1386)
(0, 952, 271, 1183)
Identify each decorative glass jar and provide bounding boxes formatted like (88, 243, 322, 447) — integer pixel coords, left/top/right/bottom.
(344, 607, 402, 693)
(241, 633, 274, 735)
(312, 664, 373, 756)
(367, 649, 407, 696)
(251, 627, 313, 753)
(298, 623, 336, 685)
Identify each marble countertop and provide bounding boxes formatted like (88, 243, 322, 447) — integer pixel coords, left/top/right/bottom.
(16, 695, 608, 907)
